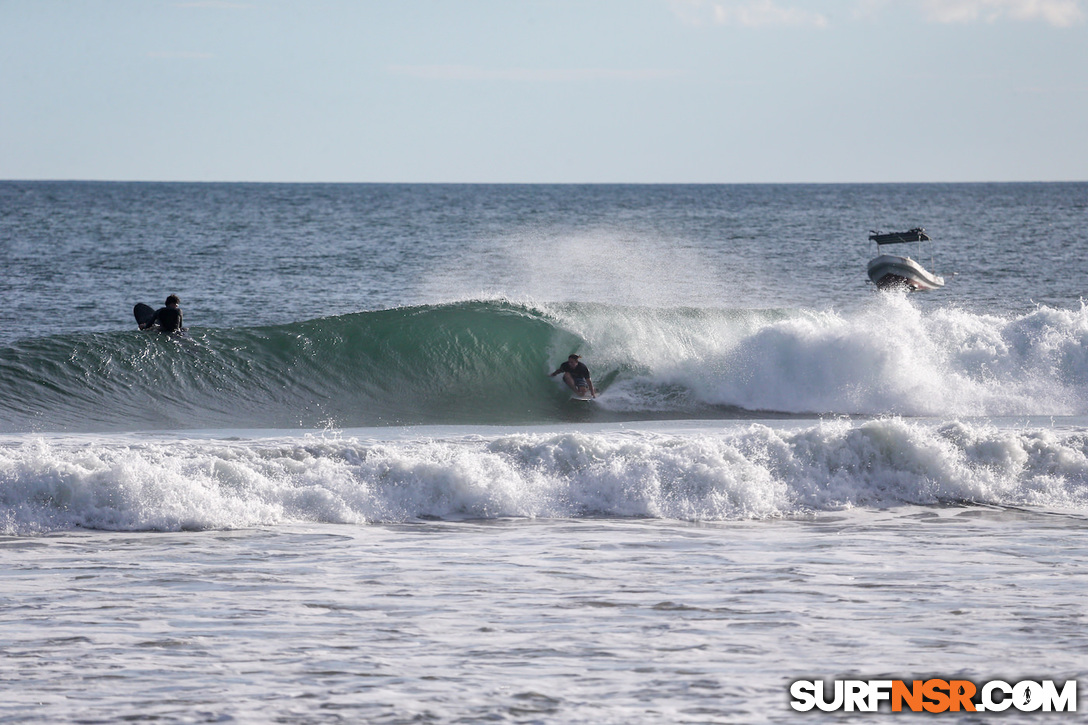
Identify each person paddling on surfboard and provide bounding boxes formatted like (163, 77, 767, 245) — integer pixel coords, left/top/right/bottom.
(549, 354, 596, 398)
(140, 294, 184, 333)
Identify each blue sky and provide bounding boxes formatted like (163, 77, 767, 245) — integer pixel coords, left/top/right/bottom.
(2, 0, 1086, 182)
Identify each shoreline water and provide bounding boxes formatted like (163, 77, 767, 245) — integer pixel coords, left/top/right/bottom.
(3, 511, 1085, 724)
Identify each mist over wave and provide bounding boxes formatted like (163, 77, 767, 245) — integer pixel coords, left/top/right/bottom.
(3, 419, 1087, 534)
(1, 295, 1086, 433)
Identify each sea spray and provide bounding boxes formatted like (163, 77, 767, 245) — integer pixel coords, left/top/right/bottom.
(3, 419, 1087, 534)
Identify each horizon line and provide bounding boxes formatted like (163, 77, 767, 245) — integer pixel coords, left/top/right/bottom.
(3, 178, 1086, 186)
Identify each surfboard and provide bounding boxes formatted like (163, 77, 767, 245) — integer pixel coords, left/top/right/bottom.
(570, 394, 595, 402)
(133, 303, 156, 329)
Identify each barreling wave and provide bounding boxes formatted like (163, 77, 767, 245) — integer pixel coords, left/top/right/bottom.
(1, 296, 1087, 433)
(3, 419, 1087, 533)
(0, 300, 584, 432)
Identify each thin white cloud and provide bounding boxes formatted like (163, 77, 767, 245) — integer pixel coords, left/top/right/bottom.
(850, 0, 892, 20)
(172, 1, 256, 8)
(920, 0, 1084, 26)
(146, 51, 215, 59)
(670, 0, 830, 28)
(388, 65, 680, 82)
(669, 0, 1084, 26)
(715, 0, 830, 26)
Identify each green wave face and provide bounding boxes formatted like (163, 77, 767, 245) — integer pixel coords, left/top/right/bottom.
(0, 301, 587, 432)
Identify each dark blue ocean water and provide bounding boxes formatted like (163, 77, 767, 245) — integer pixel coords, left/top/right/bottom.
(2, 182, 1085, 343)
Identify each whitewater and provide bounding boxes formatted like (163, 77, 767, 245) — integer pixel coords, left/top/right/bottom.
(5, 419, 1088, 534)
(1, 182, 1086, 723)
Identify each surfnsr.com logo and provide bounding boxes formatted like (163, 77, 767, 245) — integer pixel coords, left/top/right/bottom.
(790, 679, 1077, 713)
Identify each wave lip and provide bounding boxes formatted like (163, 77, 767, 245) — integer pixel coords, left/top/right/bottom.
(3, 419, 1087, 534)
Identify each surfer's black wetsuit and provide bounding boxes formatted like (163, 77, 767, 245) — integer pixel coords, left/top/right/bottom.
(554, 360, 591, 386)
(556, 360, 589, 379)
(151, 306, 183, 333)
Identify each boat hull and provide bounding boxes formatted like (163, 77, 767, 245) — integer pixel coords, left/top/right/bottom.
(867, 254, 945, 291)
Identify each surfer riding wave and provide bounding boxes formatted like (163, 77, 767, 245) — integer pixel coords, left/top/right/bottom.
(549, 354, 596, 398)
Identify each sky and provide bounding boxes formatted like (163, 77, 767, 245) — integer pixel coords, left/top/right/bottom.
(1, 0, 1086, 183)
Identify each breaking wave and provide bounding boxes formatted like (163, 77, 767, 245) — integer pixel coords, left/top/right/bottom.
(1, 296, 1086, 432)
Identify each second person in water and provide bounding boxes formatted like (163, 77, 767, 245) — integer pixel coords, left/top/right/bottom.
(140, 294, 184, 333)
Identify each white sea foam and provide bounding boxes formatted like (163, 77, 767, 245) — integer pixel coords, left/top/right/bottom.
(3, 419, 1087, 534)
(560, 295, 1088, 417)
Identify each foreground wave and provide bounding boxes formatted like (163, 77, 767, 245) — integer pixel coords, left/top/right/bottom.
(2, 419, 1087, 533)
(1, 297, 1087, 432)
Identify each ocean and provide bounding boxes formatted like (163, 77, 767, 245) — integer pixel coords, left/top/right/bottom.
(1, 181, 1086, 722)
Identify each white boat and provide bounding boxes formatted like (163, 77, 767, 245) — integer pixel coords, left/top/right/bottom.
(866, 228, 945, 291)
